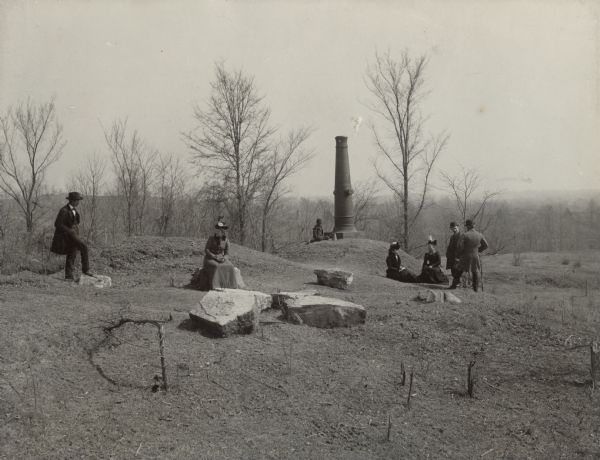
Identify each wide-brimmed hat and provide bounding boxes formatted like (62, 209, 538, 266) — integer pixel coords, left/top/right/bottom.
(215, 221, 228, 230)
(66, 192, 83, 201)
(427, 236, 437, 246)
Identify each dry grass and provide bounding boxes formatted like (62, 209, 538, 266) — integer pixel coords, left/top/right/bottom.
(1, 238, 600, 458)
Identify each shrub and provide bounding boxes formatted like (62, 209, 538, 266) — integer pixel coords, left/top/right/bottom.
(561, 258, 570, 265)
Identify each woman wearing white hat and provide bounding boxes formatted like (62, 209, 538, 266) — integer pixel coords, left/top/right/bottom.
(202, 219, 245, 290)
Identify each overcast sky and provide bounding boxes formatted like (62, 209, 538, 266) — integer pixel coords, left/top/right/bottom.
(0, 0, 598, 197)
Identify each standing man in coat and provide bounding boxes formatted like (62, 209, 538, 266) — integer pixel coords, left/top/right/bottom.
(449, 219, 488, 292)
(445, 221, 462, 285)
(50, 192, 92, 280)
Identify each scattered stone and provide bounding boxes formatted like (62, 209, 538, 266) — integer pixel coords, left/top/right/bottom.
(443, 292, 462, 304)
(78, 274, 112, 288)
(414, 289, 462, 304)
(189, 289, 271, 336)
(314, 269, 353, 290)
(279, 295, 365, 328)
(271, 290, 319, 309)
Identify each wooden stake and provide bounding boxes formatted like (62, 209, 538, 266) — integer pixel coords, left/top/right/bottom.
(591, 341, 600, 389)
(158, 325, 168, 392)
(467, 360, 476, 398)
(406, 372, 414, 409)
(386, 413, 392, 441)
(400, 361, 406, 386)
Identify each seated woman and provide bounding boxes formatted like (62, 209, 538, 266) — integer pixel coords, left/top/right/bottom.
(417, 237, 449, 284)
(202, 220, 246, 290)
(310, 218, 330, 242)
(386, 242, 418, 283)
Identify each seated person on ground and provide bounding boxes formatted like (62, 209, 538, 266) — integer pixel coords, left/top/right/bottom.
(202, 220, 245, 290)
(386, 242, 418, 283)
(417, 237, 449, 285)
(310, 218, 330, 242)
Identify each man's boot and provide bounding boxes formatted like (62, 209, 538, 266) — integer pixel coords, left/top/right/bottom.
(472, 272, 479, 292)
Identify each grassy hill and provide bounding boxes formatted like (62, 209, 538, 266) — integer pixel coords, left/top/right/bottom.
(1, 237, 599, 458)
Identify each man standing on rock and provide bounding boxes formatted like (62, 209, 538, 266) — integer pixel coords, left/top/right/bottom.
(445, 221, 462, 286)
(50, 192, 93, 280)
(449, 219, 488, 292)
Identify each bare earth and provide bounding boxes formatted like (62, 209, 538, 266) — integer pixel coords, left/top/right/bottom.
(1, 237, 599, 459)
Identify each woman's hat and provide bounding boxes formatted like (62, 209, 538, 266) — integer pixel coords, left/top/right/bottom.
(427, 236, 437, 245)
(215, 221, 228, 230)
(390, 241, 400, 250)
(66, 191, 83, 201)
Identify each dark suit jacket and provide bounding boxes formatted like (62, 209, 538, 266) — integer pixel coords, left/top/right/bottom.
(50, 205, 81, 255)
(456, 229, 488, 272)
(445, 231, 462, 269)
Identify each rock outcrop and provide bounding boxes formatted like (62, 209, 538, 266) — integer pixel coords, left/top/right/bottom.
(314, 269, 353, 290)
(189, 289, 271, 336)
(278, 295, 365, 328)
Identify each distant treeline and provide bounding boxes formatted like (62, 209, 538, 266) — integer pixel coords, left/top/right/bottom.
(1, 189, 599, 259)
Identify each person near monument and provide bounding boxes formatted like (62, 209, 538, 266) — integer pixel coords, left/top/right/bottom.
(311, 218, 329, 242)
(386, 242, 417, 283)
(417, 237, 449, 284)
(202, 219, 245, 290)
(50, 191, 92, 280)
(445, 221, 463, 286)
(449, 219, 489, 292)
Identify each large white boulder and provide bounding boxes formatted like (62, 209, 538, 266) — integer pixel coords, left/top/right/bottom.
(189, 288, 271, 336)
(78, 274, 112, 288)
(314, 269, 353, 290)
(271, 289, 319, 309)
(279, 295, 365, 328)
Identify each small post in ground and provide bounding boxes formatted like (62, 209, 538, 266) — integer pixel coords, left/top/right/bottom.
(591, 341, 600, 389)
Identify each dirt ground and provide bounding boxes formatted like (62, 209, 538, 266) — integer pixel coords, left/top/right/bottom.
(1, 237, 599, 459)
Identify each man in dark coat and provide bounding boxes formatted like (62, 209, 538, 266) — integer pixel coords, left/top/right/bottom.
(50, 192, 92, 280)
(449, 219, 488, 292)
(445, 221, 462, 284)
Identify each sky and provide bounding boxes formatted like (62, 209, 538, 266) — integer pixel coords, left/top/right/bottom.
(0, 0, 598, 198)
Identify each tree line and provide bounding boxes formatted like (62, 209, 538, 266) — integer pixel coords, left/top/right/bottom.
(1, 53, 595, 259)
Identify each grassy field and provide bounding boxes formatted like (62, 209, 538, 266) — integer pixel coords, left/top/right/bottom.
(1, 237, 599, 459)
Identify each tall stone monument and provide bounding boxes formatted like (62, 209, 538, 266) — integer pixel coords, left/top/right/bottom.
(332, 136, 360, 238)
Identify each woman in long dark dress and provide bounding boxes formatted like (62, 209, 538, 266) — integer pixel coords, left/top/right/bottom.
(386, 242, 418, 283)
(203, 221, 245, 289)
(417, 238, 449, 284)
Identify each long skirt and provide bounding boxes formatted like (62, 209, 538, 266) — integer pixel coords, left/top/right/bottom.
(386, 268, 418, 283)
(203, 258, 246, 289)
(417, 266, 449, 284)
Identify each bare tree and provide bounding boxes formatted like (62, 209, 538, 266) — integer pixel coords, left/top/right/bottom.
(184, 62, 276, 245)
(104, 119, 156, 236)
(0, 99, 66, 232)
(258, 127, 313, 252)
(440, 166, 501, 231)
(71, 153, 107, 240)
(353, 178, 380, 231)
(365, 51, 448, 250)
(155, 154, 187, 236)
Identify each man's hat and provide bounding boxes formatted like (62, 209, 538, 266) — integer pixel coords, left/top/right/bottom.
(66, 192, 83, 201)
(465, 219, 474, 228)
(449, 221, 457, 228)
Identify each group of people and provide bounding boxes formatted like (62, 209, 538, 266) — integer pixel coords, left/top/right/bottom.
(51, 192, 487, 293)
(51, 192, 244, 290)
(386, 219, 488, 292)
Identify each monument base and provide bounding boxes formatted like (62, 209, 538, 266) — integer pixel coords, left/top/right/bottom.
(332, 231, 363, 240)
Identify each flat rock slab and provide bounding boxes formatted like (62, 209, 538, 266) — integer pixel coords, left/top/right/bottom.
(271, 290, 319, 309)
(78, 274, 112, 288)
(314, 269, 353, 290)
(189, 289, 271, 337)
(414, 289, 462, 304)
(280, 295, 365, 328)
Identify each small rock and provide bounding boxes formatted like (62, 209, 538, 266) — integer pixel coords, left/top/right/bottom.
(78, 274, 112, 288)
(314, 269, 353, 290)
(280, 295, 365, 328)
(443, 292, 462, 304)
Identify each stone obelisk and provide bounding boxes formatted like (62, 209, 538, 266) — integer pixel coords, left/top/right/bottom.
(332, 136, 359, 238)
